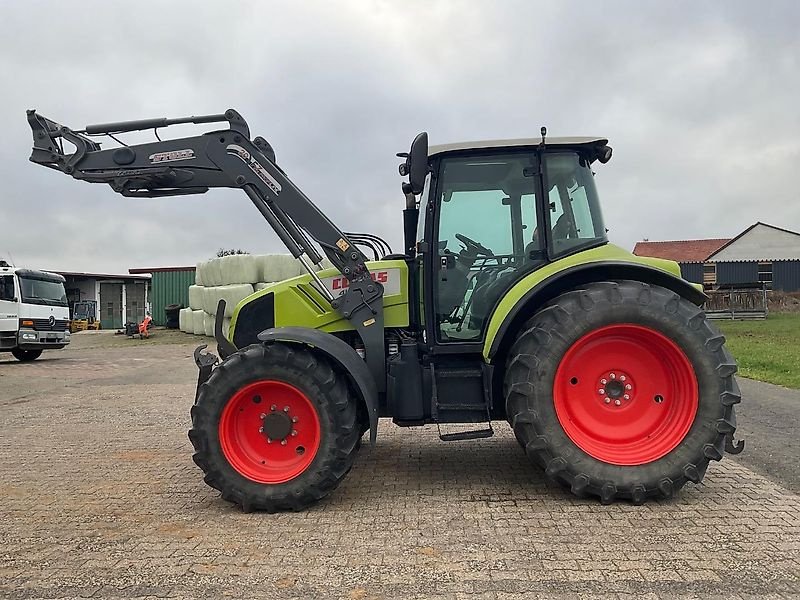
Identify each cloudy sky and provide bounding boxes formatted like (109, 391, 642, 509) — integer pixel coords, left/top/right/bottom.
(1, 1, 798, 273)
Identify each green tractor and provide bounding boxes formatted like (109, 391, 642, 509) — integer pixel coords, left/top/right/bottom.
(28, 110, 743, 511)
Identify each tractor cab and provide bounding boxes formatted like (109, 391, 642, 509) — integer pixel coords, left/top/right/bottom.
(410, 136, 613, 344)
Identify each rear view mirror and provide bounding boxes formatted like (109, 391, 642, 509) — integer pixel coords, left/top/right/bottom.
(408, 132, 428, 195)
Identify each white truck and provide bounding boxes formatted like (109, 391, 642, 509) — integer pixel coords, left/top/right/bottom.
(0, 261, 70, 361)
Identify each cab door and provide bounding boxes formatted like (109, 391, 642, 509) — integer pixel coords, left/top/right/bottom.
(424, 150, 546, 348)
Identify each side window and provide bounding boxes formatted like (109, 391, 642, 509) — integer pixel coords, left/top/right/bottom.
(545, 153, 606, 255)
(0, 276, 14, 301)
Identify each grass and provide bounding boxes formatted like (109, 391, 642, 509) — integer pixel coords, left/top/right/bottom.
(716, 313, 800, 389)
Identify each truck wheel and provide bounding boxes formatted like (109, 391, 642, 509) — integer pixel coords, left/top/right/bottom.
(505, 281, 739, 504)
(12, 348, 42, 362)
(189, 343, 361, 512)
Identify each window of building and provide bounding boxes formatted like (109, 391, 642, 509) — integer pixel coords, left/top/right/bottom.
(758, 261, 773, 289)
(703, 263, 716, 286)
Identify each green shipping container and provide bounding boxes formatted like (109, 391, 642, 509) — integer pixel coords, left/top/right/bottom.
(131, 268, 195, 326)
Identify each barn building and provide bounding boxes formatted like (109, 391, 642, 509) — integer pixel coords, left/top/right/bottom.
(633, 222, 800, 292)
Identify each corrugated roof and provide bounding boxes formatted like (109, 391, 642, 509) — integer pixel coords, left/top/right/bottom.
(56, 270, 150, 280)
(129, 266, 196, 274)
(632, 239, 731, 262)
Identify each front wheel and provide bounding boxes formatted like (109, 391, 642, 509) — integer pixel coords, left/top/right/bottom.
(12, 348, 42, 362)
(505, 281, 740, 504)
(189, 343, 362, 512)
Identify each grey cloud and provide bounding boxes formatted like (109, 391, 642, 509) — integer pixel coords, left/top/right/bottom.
(0, 0, 798, 272)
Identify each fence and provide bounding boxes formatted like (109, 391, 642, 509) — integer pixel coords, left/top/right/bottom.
(704, 286, 768, 320)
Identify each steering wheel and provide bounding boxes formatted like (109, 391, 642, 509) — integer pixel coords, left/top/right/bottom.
(455, 233, 493, 256)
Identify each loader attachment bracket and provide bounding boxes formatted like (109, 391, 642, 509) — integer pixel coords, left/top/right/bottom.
(193, 344, 219, 402)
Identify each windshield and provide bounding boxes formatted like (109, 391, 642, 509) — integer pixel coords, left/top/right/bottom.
(19, 276, 68, 306)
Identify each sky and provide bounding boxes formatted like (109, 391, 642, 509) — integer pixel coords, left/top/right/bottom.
(1, 0, 798, 273)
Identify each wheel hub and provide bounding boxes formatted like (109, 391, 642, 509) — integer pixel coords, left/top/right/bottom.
(597, 371, 634, 406)
(261, 410, 293, 441)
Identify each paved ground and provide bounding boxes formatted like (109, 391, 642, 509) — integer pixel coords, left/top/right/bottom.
(1, 331, 799, 599)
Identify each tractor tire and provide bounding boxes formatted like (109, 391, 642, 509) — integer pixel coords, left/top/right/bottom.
(12, 348, 42, 362)
(189, 343, 361, 512)
(505, 280, 739, 504)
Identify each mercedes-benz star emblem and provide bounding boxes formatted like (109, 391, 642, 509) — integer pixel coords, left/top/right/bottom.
(48, 315, 55, 328)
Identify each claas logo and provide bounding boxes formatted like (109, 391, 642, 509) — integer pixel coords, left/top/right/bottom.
(331, 271, 389, 290)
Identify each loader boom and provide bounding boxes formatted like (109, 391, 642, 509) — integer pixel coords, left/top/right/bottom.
(27, 108, 386, 389)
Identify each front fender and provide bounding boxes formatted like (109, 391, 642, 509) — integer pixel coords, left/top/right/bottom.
(257, 327, 379, 445)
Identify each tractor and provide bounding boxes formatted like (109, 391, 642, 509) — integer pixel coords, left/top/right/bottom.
(27, 109, 743, 511)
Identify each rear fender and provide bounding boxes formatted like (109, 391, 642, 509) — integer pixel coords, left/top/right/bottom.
(486, 261, 707, 363)
(257, 327, 379, 445)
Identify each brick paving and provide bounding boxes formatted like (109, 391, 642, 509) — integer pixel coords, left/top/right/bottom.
(1, 333, 799, 599)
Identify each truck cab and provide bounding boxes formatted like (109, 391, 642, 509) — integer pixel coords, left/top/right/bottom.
(0, 261, 70, 361)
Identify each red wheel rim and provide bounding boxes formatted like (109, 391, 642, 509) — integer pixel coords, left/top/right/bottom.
(553, 324, 698, 466)
(218, 380, 321, 483)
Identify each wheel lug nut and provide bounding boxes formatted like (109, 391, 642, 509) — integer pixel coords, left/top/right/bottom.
(280, 439, 287, 446)
(620, 375, 626, 382)
(604, 397, 611, 404)
(260, 413, 267, 419)
(283, 406, 290, 412)
(600, 379, 607, 385)
(614, 399, 621, 406)
(625, 384, 632, 390)
(610, 373, 616, 379)
(291, 430, 297, 436)
(258, 427, 264, 433)
(598, 388, 605, 395)
(624, 394, 630, 400)
(291, 416, 298, 423)
(271, 405, 277, 411)
(267, 438, 273, 443)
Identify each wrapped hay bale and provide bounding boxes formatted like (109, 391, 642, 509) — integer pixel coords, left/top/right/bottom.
(191, 309, 205, 335)
(188, 285, 204, 310)
(222, 317, 232, 339)
(258, 254, 307, 282)
(203, 312, 215, 337)
(221, 254, 259, 285)
(204, 258, 222, 286)
(202, 284, 254, 318)
(194, 262, 205, 286)
(178, 308, 192, 332)
(255, 282, 271, 292)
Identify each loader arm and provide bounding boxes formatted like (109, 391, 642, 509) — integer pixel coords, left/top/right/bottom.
(27, 108, 386, 390)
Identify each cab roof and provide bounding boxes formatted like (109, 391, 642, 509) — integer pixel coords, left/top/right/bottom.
(428, 136, 608, 157)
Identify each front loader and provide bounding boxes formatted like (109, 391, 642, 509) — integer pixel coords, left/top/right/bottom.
(28, 109, 744, 511)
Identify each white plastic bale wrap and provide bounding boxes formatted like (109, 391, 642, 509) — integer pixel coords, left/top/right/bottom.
(202, 284, 254, 318)
(188, 285, 204, 310)
(179, 308, 192, 332)
(194, 262, 205, 286)
(191, 309, 205, 335)
(203, 312, 215, 337)
(255, 282, 271, 292)
(257, 254, 308, 282)
(220, 254, 260, 285)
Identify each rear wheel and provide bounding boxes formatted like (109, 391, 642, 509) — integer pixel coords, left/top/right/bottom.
(12, 348, 42, 362)
(189, 343, 361, 512)
(505, 281, 740, 504)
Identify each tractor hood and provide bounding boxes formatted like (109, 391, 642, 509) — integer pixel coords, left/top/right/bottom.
(229, 259, 409, 348)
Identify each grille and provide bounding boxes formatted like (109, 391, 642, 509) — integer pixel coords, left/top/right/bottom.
(28, 318, 68, 332)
